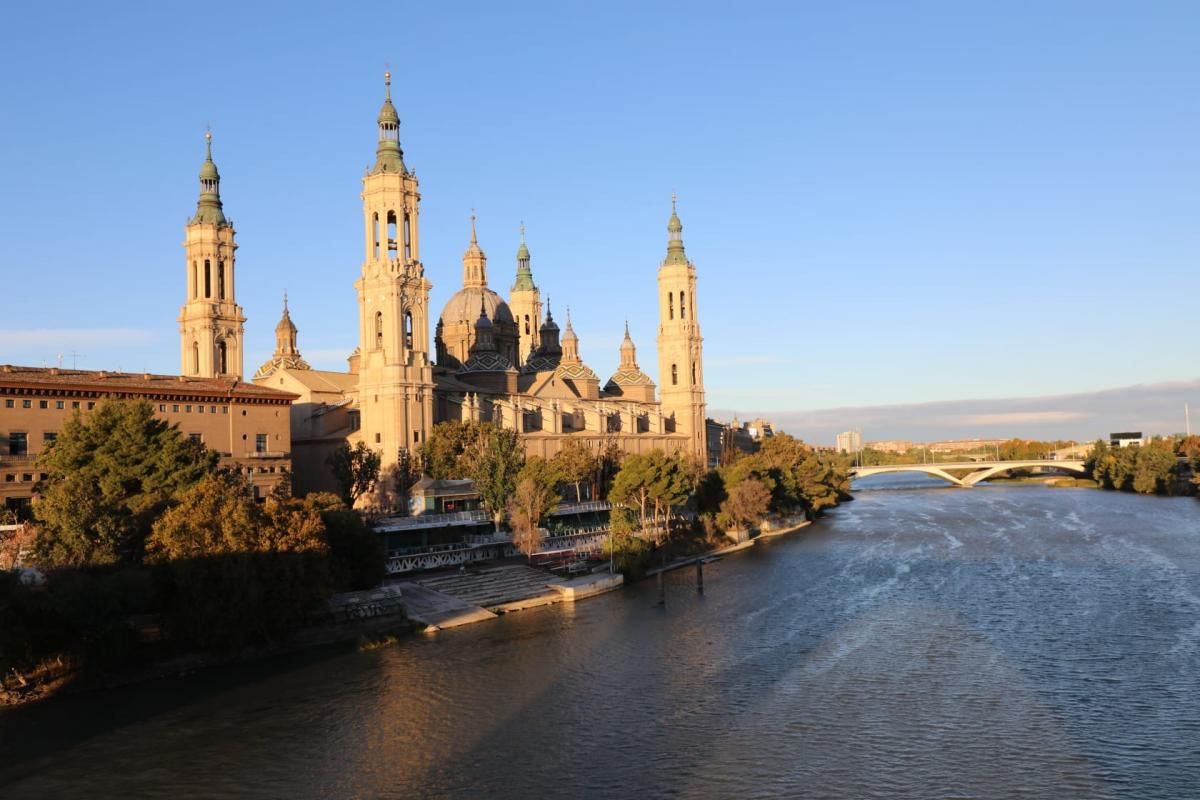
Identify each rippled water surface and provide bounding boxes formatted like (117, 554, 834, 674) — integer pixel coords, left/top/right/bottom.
(3, 480, 1200, 799)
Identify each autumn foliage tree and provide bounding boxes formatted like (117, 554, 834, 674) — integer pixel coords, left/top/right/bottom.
(507, 457, 563, 559)
(719, 477, 772, 532)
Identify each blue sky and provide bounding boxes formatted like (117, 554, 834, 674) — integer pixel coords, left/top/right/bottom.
(1, 2, 1197, 441)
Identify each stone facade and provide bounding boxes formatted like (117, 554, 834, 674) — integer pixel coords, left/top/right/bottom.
(0, 366, 294, 518)
(250, 76, 711, 496)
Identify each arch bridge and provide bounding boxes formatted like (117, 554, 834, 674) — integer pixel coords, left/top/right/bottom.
(850, 459, 1086, 488)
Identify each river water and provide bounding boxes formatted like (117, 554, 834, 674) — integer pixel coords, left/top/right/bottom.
(2, 478, 1199, 799)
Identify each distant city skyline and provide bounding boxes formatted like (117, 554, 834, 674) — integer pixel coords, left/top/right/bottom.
(726, 377, 1200, 445)
(1, 2, 1197, 417)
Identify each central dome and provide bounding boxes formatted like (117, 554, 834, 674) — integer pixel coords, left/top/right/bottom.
(439, 287, 515, 328)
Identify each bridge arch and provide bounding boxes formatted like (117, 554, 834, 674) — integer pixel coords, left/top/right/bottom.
(851, 460, 1087, 489)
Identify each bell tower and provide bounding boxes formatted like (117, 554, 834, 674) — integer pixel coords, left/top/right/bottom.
(354, 72, 436, 472)
(178, 131, 245, 379)
(656, 195, 707, 461)
(508, 224, 542, 365)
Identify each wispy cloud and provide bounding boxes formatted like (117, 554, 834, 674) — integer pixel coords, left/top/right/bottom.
(953, 411, 1088, 426)
(0, 328, 154, 348)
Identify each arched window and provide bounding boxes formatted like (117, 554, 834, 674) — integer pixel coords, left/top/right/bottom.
(372, 213, 380, 259)
(191, 341, 199, 375)
(671, 364, 678, 385)
(690, 291, 695, 320)
(668, 293, 674, 320)
(375, 311, 384, 349)
(191, 261, 198, 298)
(386, 211, 398, 258)
(679, 291, 686, 319)
(403, 214, 412, 260)
(404, 312, 413, 350)
(217, 340, 228, 374)
(204, 260, 211, 298)
(692, 362, 697, 385)
(217, 261, 226, 300)
(524, 314, 530, 335)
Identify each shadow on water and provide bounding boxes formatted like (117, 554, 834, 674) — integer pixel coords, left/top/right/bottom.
(0, 638, 364, 786)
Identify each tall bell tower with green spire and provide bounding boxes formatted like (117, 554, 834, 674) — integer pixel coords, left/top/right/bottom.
(656, 194, 707, 461)
(178, 131, 246, 379)
(354, 71, 435, 476)
(508, 223, 542, 365)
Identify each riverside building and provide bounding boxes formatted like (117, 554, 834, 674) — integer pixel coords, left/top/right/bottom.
(0, 366, 294, 519)
(249, 74, 710, 498)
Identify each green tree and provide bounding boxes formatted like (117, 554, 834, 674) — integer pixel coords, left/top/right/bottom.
(462, 424, 525, 532)
(1132, 438, 1178, 495)
(327, 441, 382, 506)
(32, 399, 218, 568)
(553, 439, 597, 503)
(420, 420, 483, 480)
(609, 451, 694, 540)
(507, 457, 562, 559)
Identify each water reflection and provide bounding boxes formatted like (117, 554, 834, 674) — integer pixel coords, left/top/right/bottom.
(3, 483, 1198, 799)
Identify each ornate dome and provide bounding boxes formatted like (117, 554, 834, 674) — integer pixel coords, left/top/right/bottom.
(439, 287, 515, 329)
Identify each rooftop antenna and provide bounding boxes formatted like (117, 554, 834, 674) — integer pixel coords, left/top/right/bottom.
(56, 353, 63, 369)
(69, 351, 83, 370)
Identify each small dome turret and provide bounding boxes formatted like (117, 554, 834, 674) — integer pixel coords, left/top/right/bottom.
(371, 71, 406, 175)
(191, 130, 227, 226)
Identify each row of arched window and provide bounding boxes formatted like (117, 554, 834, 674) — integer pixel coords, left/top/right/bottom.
(666, 290, 694, 321)
(373, 310, 415, 351)
(669, 361, 699, 387)
(372, 210, 412, 260)
(189, 339, 231, 375)
(191, 259, 228, 301)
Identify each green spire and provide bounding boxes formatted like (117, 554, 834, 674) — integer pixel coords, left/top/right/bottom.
(664, 191, 687, 265)
(191, 130, 227, 226)
(371, 71, 406, 175)
(512, 222, 537, 292)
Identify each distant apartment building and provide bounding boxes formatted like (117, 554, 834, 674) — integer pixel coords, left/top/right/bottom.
(865, 439, 913, 454)
(836, 430, 862, 454)
(707, 416, 777, 465)
(1109, 432, 1145, 448)
(1051, 443, 1092, 460)
(0, 366, 295, 519)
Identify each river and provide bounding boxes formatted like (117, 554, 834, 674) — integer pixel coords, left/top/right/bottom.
(2, 478, 1199, 799)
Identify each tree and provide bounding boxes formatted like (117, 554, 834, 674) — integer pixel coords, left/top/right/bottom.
(462, 424, 524, 532)
(609, 451, 694, 540)
(147, 472, 331, 652)
(553, 439, 597, 503)
(327, 441, 381, 506)
(420, 421, 483, 480)
(301, 493, 386, 590)
(507, 457, 562, 559)
(719, 477, 771, 531)
(1132, 438, 1178, 495)
(32, 398, 218, 568)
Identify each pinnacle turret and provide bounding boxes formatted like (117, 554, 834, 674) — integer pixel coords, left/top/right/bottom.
(191, 130, 227, 226)
(371, 71, 406, 175)
(512, 223, 536, 292)
(664, 192, 688, 266)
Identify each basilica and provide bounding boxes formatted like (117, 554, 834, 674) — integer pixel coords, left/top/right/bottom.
(178, 75, 707, 497)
